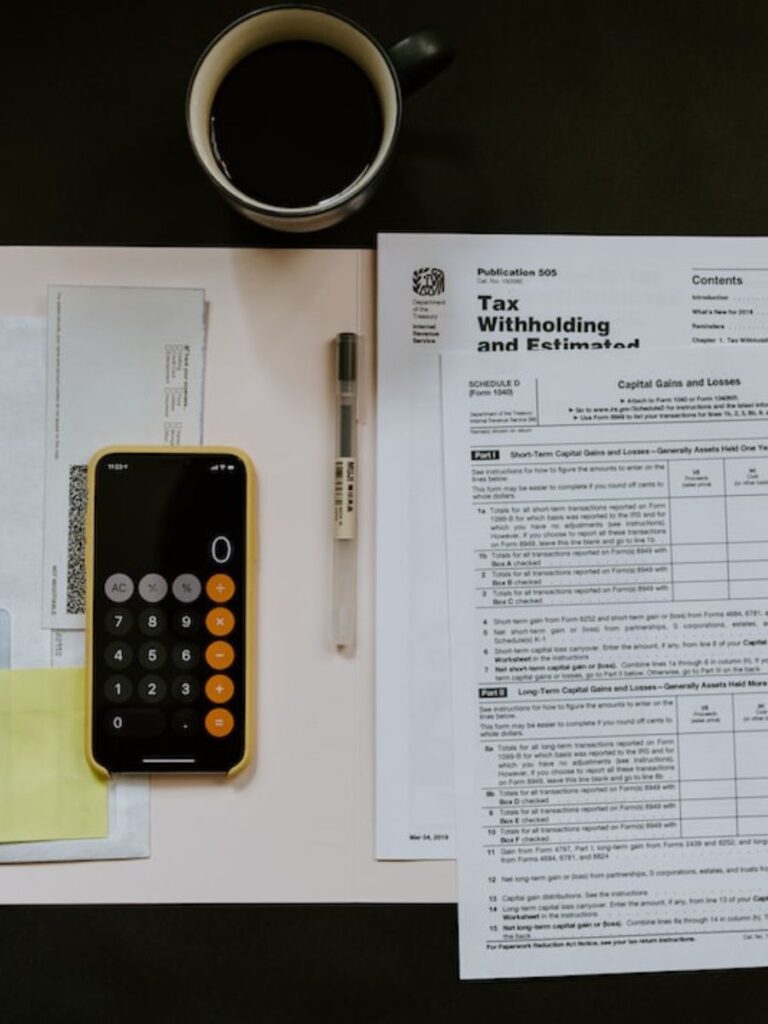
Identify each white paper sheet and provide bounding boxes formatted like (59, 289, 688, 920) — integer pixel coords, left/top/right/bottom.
(376, 233, 768, 858)
(442, 347, 768, 977)
(0, 316, 150, 860)
(0, 318, 52, 668)
(43, 285, 206, 629)
(0, 315, 150, 860)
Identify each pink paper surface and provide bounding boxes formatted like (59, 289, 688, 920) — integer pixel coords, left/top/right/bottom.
(0, 247, 455, 903)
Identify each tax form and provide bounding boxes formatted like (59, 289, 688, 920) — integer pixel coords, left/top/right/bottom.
(442, 347, 768, 978)
(376, 233, 768, 858)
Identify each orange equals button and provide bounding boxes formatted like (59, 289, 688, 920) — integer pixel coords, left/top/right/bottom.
(205, 708, 234, 738)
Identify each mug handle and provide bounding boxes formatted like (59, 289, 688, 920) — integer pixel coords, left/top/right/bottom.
(388, 29, 455, 98)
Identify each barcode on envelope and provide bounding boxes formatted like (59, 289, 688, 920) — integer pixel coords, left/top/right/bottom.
(65, 464, 87, 614)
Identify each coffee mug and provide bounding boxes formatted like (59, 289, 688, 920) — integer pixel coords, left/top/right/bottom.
(186, 6, 453, 232)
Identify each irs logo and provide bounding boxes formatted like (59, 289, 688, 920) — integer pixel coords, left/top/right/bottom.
(412, 267, 445, 296)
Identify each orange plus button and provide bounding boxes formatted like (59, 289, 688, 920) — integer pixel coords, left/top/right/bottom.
(206, 574, 235, 602)
(205, 707, 234, 738)
(205, 674, 234, 704)
(205, 640, 235, 670)
(206, 606, 235, 637)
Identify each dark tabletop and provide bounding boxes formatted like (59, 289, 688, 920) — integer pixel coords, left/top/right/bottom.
(4, 0, 768, 1020)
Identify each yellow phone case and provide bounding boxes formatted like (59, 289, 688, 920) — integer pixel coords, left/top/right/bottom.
(85, 445, 257, 776)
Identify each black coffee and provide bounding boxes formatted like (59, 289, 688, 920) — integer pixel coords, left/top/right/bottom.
(209, 41, 384, 209)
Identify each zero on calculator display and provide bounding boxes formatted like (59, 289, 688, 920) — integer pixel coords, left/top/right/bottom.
(88, 450, 251, 774)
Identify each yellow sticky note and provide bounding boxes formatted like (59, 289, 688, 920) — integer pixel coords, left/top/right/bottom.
(0, 668, 108, 842)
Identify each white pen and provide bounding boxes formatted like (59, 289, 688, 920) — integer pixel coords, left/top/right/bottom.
(332, 333, 358, 650)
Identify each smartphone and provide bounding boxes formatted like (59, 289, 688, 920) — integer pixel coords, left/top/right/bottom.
(86, 446, 256, 775)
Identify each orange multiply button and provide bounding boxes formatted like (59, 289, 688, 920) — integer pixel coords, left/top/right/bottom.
(206, 606, 235, 637)
(205, 707, 234, 738)
(205, 674, 234, 703)
(206, 574, 235, 602)
(205, 640, 235, 670)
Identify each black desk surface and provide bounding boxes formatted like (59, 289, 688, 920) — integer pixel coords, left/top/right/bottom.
(4, 0, 768, 1019)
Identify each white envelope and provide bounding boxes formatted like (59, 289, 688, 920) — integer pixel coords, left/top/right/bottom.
(42, 285, 206, 629)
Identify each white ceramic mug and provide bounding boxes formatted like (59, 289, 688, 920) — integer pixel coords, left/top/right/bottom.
(186, 6, 452, 232)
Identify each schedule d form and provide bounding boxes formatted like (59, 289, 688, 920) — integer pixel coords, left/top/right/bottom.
(377, 233, 768, 860)
(441, 347, 768, 978)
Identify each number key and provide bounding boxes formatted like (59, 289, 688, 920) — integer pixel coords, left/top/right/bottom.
(104, 675, 133, 703)
(105, 608, 133, 636)
(104, 641, 133, 670)
(138, 607, 167, 636)
(138, 675, 167, 704)
(138, 641, 167, 670)
(173, 610, 200, 635)
(172, 675, 200, 703)
(172, 643, 200, 670)
(105, 709, 165, 736)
